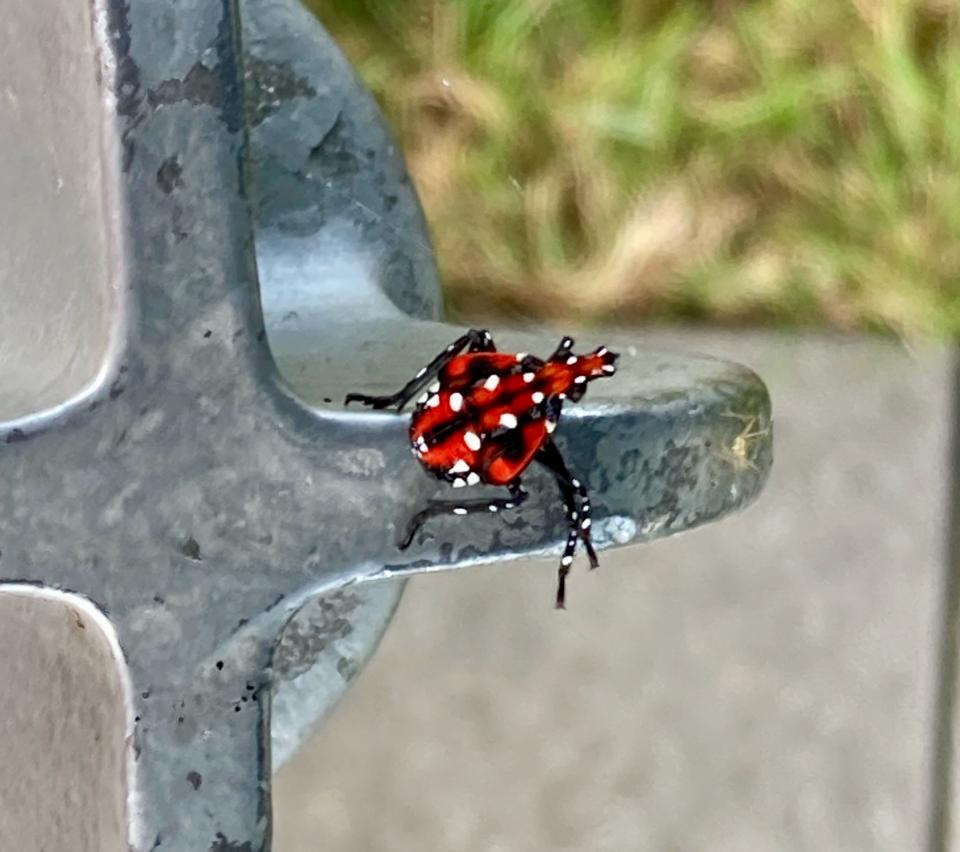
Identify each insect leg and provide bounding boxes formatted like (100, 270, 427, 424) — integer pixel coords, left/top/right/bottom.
(399, 480, 527, 549)
(466, 328, 498, 354)
(537, 439, 599, 565)
(345, 328, 496, 410)
(535, 439, 599, 608)
(548, 335, 575, 363)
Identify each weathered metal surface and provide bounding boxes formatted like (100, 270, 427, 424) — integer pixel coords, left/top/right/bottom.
(270, 580, 402, 769)
(241, 0, 435, 764)
(0, 1, 772, 850)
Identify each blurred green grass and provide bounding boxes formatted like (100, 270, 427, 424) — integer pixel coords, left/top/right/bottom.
(307, 0, 960, 336)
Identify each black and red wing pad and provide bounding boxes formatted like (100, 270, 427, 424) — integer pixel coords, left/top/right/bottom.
(440, 353, 522, 391)
(480, 420, 549, 486)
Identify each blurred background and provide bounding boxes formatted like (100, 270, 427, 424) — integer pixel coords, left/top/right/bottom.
(308, 0, 959, 335)
(274, 2, 958, 850)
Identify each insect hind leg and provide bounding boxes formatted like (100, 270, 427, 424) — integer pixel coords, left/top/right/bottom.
(535, 439, 599, 608)
(555, 528, 578, 609)
(344, 328, 496, 411)
(399, 480, 527, 549)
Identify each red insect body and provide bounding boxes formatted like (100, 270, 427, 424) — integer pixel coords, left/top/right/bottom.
(410, 349, 616, 487)
(345, 330, 619, 607)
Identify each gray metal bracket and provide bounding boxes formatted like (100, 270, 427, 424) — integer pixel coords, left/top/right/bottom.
(0, 1, 772, 850)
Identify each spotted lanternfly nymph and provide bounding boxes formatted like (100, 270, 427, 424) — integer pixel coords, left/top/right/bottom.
(345, 329, 619, 607)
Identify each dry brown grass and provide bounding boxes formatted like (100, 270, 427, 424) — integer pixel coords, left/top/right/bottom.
(311, 0, 960, 336)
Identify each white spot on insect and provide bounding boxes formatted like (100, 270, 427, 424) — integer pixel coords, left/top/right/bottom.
(453, 507, 468, 515)
(449, 392, 464, 412)
(571, 511, 578, 520)
(483, 374, 500, 391)
(563, 337, 574, 347)
(545, 420, 557, 433)
(499, 413, 518, 429)
(504, 502, 515, 509)
(452, 477, 467, 488)
(464, 431, 482, 451)
(558, 393, 566, 400)
(602, 364, 616, 374)
(466, 472, 480, 485)
(425, 394, 441, 408)
(531, 391, 545, 404)
(417, 392, 429, 405)
(581, 518, 591, 529)
(516, 352, 528, 362)
(418, 437, 429, 449)
(574, 376, 586, 384)
(560, 555, 573, 566)
(522, 372, 535, 383)
(566, 355, 578, 365)
(449, 459, 470, 474)
(597, 346, 608, 356)
(415, 366, 428, 378)
(571, 478, 580, 488)
(488, 504, 499, 512)
(428, 380, 441, 392)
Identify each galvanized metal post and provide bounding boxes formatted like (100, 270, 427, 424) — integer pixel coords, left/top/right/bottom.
(0, 0, 772, 849)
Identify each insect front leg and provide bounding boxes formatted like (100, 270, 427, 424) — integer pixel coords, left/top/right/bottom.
(399, 480, 527, 549)
(548, 335, 575, 363)
(345, 328, 496, 411)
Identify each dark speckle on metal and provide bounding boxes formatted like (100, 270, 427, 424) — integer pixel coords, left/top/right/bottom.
(243, 54, 317, 127)
(0, 0, 771, 849)
(156, 156, 183, 194)
(180, 537, 202, 562)
(5, 428, 29, 444)
(209, 833, 254, 852)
